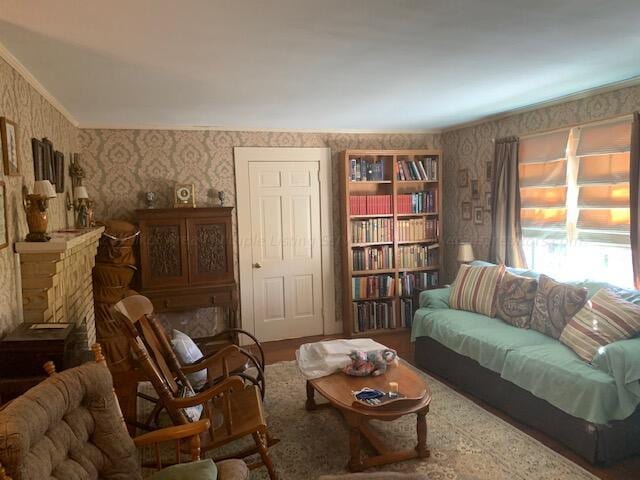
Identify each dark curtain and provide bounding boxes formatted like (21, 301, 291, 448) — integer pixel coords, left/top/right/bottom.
(489, 136, 527, 268)
(631, 112, 640, 289)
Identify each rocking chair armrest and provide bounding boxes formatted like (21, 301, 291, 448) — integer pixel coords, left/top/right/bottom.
(181, 344, 243, 374)
(170, 376, 245, 408)
(196, 329, 265, 368)
(133, 419, 211, 448)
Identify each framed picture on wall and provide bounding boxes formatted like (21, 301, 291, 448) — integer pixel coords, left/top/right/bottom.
(1, 117, 19, 176)
(53, 151, 65, 193)
(474, 206, 484, 225)
(462, 202, 472, 220)
(471, 179, 480, 200)
(457, 168, 469, 188)
(0, 181, 7, 250)
(485, 191, 492, 211)
(485, 161, 493, 183)
(32, 138, 44, 181)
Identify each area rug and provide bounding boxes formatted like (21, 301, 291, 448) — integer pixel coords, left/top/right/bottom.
(139, 361, 598, 479)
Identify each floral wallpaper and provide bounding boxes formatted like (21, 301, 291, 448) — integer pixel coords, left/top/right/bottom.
(441, 84, 640, 282)
(78, 129, 441, 327)
(0, 58, 77, 335)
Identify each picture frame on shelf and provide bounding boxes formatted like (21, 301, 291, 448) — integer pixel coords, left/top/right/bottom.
(0, 181, 7, 250)
(1, 117, 19, 176)
(462, 202, 472, 220)
(485, 161, 493, 183)
(485, 191, 492, 211)
(471, 179, 480, 200)
(474, 206, 484, 225)
(457, 168, 469, 188)
(174, 183, 196, 208)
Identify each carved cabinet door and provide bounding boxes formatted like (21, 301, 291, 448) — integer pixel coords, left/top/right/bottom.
(186, 216, 233, 285)
(139, 218, 190, 289)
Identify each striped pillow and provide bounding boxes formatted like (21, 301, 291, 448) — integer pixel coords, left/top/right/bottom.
(560, 289, 640, 362)
(449, 264, 506, 317)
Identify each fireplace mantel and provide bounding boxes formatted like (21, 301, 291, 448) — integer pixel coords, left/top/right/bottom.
(15, 227, 104, 348)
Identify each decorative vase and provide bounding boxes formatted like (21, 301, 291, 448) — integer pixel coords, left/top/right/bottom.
(25, 194, 50, 242)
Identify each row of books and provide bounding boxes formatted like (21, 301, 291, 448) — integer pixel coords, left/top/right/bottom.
(350, 157, 387, 182)
(400, 298, 414, 328)
(397, 156, 438, 181)
(398, 271, 439, 296)
(352, 275, 395, 300)
(397, 192, 437, 214)
(398, 244, 439, 268)
(351, 218, 393, 243)
(349, 195, 392, 215)
(397, 218, 438, 241)
(352, 301, 396, 332)
(352, 246, 393, 271)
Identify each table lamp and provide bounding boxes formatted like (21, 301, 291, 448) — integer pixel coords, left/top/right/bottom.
(24, 180, 57, 242)
(457, 242, 475, 264)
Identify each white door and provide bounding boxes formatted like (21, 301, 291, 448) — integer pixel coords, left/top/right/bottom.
(248, 161, 324, 341)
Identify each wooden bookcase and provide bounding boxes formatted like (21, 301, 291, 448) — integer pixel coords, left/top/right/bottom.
(340, 149, 443, 337)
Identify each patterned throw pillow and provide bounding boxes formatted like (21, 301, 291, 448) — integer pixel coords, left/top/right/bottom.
(449, 264, 506, 317)
(495, 271, 538, 328)
(560, 289, 640, 362)
(530, 274, 588, 338)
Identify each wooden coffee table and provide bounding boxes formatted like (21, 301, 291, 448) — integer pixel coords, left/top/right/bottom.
(305, 361, 431, 472)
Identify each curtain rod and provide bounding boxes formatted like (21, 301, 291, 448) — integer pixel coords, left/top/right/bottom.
(491, 112, 634, 143)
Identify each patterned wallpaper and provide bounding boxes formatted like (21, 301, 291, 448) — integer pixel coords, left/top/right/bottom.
(78, 129, 441, 326)
(0, 58, 77, 335)
(441, 84, 640, 282)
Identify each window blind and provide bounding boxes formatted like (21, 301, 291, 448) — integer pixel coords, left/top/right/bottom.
(519, 129, 570, 238)
(575, 119, 631, 245)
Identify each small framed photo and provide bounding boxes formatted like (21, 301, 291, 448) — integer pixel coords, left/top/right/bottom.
(485, 191, 492, 212)
(0, 181, 7, 250)
(474, 207, 484, 225)
(485, 161, 493, 183)
(462, 202, 472, 220)
(471, 179, 480, 200)
(1, 118, 19, 176)
(457, 168, 469, 188)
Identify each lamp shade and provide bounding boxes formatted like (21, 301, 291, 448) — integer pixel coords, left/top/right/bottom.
(33, 180, 57, 199)
(457, 242, 475, 263)
(74, 186, 89, 199)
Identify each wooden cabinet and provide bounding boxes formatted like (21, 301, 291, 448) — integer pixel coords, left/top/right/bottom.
(136, 207, 237, 330)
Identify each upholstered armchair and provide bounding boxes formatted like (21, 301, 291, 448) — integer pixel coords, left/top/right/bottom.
(0, 348, 249, 480)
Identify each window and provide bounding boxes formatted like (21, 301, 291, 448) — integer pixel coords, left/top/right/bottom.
(519, 117, 633, 288)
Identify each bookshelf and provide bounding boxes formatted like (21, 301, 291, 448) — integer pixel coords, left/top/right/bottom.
(340, 149, 443, 337)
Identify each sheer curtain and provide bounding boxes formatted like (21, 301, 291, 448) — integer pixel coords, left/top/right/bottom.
(631, 112, 640, 289)
(489, 137, 526, 267)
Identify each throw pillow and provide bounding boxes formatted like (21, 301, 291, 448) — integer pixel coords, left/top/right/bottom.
(495, 271, 538, 328)
(530, 274, 588, 338)
(148, 459, 217, 480)
(172, 329, 207, 389)
(560, 289, 640, 362)
(449, 264, 506, 317)
(178, 383, 204, 423)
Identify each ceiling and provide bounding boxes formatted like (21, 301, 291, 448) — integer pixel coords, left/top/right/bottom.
(0, 0, 639, 132)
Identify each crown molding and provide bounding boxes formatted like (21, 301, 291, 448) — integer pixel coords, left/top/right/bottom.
(0, 40, 79, 127)
(441, 75, 640, 134)
(77, 123, 443, 135)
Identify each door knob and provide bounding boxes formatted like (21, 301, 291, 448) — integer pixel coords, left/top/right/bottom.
(253, 262, 262, 269)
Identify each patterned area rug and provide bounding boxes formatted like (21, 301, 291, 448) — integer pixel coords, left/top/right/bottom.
(139, 361, 597, 479)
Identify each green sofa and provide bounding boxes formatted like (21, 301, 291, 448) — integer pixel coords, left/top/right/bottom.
(411, 263, 640, 465)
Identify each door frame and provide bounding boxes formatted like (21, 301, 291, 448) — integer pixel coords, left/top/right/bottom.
(234, 147, 339, 341)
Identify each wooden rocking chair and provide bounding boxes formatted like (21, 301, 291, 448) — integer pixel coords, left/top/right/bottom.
(112, 295, 278, 480)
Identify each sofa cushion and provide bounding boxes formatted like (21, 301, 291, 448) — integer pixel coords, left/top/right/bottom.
(501, 342, 625, 424)
(411, 307, 549, 373)
(495, 271, 538, 328)
(560, 289, 640, 362)
(530, 274, 588, 338)
(449, 263, 505, 317)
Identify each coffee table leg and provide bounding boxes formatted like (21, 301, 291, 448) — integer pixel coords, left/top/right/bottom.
(305, 380, 317, 411)
(416, 407, 430, 458)
(345, 413, 364, 472)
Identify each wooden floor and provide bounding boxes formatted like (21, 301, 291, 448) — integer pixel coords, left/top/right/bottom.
(261, 331, 640, 480)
